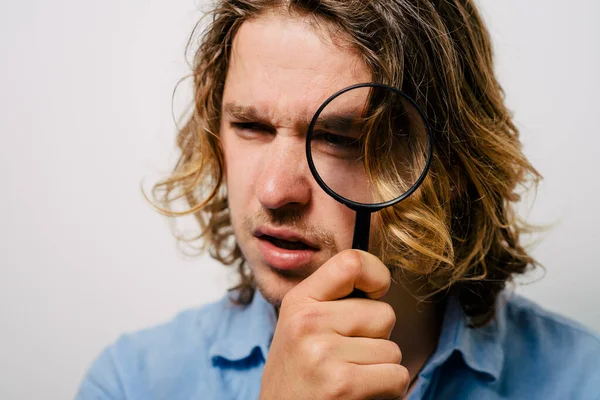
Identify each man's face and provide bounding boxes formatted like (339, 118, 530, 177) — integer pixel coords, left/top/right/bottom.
(220, 12, 372, 306)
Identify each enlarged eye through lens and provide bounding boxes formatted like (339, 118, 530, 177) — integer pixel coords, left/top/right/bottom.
(307, 84, 431, 207)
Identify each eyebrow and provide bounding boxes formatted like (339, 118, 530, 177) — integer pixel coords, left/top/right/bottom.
(313, 112, 365, 133)
(223, 103, 269, 121)
(222, 101, 365, 133)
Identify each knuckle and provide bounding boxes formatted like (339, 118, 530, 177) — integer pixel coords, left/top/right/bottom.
(287, 306, 321, 336)
(393, 364, 411, 388)
(304, 339, 333, 366)
(388, 341, 403, 364)
(335, 250, 363, 278)
(324, 364, 354, 399)
(380, 302, 397, 331)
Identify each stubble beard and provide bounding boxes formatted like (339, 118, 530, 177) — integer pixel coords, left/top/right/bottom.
(238, 207, 341, 308)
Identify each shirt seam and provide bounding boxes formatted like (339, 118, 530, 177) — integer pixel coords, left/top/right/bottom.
(511, 301, 600, 345)
(84, 374, 118, 400)
(107, 344, 128, 399)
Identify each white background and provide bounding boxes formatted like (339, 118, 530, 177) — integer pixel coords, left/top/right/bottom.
(0, 0, 598, 398)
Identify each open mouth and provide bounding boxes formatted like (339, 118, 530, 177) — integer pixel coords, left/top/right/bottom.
(258, 235, 315, 251)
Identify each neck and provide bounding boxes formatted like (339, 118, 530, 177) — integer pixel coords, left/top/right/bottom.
(381, 281, 444, 390)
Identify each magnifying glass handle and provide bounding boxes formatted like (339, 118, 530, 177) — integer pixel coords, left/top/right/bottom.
(351, 210, 371, 251)
(347, 289, 368, 299)
(347, 210, 372, 299)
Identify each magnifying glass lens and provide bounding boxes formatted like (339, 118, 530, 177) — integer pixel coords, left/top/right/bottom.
(308, 85, 430, 206)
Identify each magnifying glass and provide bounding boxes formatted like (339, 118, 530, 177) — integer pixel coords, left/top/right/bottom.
(306, 83, 433, 294)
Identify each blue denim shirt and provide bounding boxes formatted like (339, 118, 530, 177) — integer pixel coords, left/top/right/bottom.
(76, 290, 600, 399)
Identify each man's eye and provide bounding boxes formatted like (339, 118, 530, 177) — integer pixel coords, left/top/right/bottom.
(314, 132, 361, 148)
(230, 122, 273, 134)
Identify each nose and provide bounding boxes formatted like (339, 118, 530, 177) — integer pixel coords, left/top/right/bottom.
(255, 135, 312, 211)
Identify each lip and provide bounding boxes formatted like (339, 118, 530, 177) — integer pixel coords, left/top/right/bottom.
(255, 226, 320, 249)
(254, 226, 319, 271)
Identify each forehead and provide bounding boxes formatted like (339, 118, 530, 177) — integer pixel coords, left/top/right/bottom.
(222, 12, 372, 126)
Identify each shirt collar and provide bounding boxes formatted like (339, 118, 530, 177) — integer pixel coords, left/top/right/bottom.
(208, 289, 277, 366)
(207, 288, 507, 379)
(420, 294, 507, 382)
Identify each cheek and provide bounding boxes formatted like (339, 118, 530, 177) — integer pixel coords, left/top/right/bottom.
(221, 131, 269, 228)
(313, 192, 357, 248)
(222, 135, 254, 215)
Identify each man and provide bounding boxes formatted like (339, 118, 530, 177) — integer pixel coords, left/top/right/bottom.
(76, 0, 600, 399)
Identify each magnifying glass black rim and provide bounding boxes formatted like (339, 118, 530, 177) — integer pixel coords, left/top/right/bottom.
(306, 82, 434, 212)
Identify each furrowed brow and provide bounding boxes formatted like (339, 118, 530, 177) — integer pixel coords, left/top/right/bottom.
(223, 102, 313, 133)
(314, 112, 364, 133)
(223, 102, 267, 121)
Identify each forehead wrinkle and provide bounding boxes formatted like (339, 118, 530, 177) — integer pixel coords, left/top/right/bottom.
(223, 100, 314, 133)
(224, 14, 373, 134)
(226, 31, 314, 130)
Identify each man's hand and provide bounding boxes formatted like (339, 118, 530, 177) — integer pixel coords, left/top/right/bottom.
(259, 249, 410, 400)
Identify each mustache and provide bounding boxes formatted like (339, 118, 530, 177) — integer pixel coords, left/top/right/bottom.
(243, 208, 339, 252)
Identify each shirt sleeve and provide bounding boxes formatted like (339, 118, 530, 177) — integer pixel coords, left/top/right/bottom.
(74, 347, 125, 400)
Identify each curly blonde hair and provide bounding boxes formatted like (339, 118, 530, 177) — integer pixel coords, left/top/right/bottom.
(152, 0, 541, 326)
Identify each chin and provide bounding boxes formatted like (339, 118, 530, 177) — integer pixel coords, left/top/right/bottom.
(252, 262, 306, 308)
